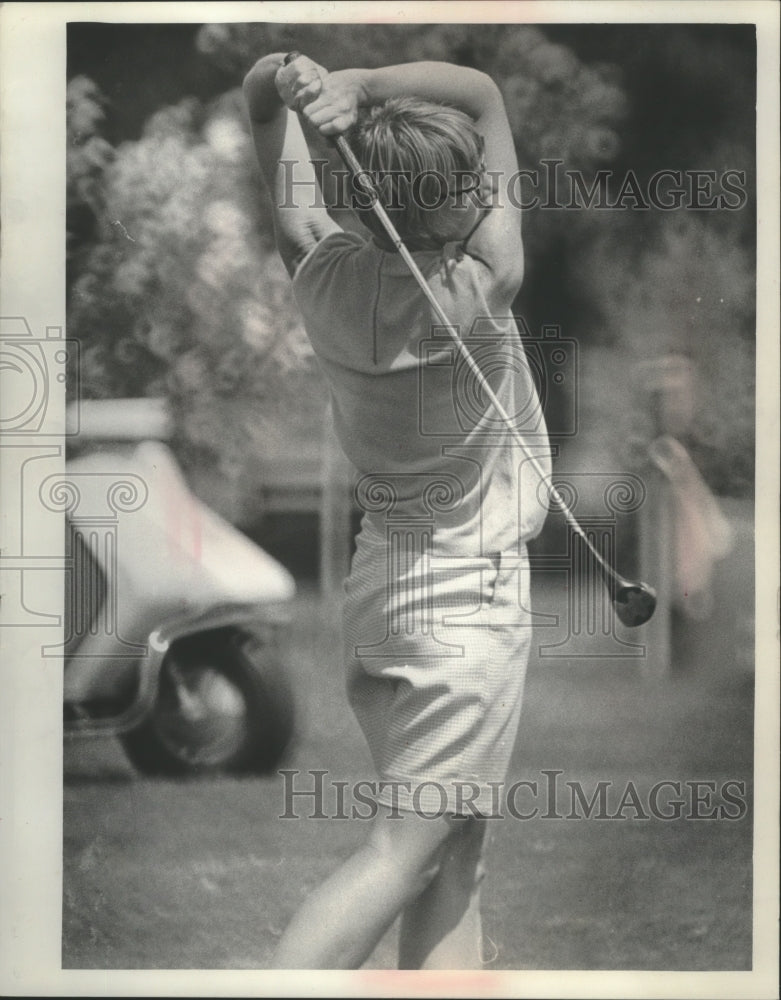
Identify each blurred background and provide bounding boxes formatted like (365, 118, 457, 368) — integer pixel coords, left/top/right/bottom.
(63, 21, 756, 972)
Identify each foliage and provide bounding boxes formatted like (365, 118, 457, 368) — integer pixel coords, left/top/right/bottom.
(67, 77, 115, 275)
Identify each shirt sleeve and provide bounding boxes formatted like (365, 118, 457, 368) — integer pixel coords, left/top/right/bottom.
(291, 230, 367, 313)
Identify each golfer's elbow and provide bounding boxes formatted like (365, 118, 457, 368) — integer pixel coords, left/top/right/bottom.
(469, 70, 503, 112)
(243, 53, 286, 119)
(444, 66, 503, 120)
(242, 61, 257, 91)
(242, 59, 264, 103)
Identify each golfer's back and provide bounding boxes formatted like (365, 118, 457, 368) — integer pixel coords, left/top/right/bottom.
(293, 229, 551, 555)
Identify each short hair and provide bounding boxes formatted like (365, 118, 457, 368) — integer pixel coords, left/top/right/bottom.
(346, 97, 484, 249)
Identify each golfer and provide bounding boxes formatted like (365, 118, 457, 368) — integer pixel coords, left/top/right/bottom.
(244, 53, 550, 970)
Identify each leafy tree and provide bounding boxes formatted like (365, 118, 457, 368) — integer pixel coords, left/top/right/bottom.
(67, 77, 116, 281)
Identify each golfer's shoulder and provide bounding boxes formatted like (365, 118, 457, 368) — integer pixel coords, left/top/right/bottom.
(292, 229, 367, 285)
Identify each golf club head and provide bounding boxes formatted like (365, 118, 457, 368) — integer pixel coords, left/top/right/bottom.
(612, 582, 657, 627)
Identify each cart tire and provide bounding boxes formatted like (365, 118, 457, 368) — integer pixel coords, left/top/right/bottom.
(120, 627, 293, 776)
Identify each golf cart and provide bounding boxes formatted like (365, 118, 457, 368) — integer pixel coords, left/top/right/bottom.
(63, 399, 296, 775)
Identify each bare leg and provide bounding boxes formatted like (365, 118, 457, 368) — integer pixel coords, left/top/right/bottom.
(397, 816, 488, 970)
(270, 808, 457, 969)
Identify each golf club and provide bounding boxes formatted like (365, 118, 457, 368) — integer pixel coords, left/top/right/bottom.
(284, 52, 657, 627)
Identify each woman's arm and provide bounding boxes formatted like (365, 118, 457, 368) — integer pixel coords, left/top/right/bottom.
(243, 54, 341, 276)
(304, 62, 497, 130)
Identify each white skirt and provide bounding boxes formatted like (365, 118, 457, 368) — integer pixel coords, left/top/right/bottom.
(343, 523, 533, 817)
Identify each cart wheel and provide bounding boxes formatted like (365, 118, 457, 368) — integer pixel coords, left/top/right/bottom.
(120, 628, 293, 775)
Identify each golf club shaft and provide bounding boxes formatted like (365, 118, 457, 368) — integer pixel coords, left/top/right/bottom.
(332, 134, 614, 577)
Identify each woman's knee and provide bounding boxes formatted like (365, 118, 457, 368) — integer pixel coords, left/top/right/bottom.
(366, 812, 453, 898)
(414, 849, 445, 895)
(389, 818, 487, 904)
(439, 817, 488, 890)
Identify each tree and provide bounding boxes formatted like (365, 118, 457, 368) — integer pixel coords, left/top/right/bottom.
(67, 76, 116, 285)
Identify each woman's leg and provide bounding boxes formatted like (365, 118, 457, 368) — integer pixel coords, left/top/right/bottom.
(397, 816, 488, 970)
(270, 807, 457, 969)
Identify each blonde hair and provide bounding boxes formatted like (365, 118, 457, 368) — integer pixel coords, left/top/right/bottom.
(347, 97, 484, 249)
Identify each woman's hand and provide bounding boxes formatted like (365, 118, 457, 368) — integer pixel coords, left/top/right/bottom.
(274, 55, 326, 113)
(276, 56, 365, 136)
